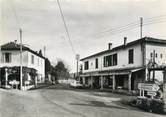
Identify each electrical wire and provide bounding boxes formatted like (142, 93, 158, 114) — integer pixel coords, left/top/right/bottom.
(98, 20, 139, 34)
(56, 0, 76, 55)
(2, 1, 166, 41)
(94, 15, 166, 37)
(10, 0, 21, 29)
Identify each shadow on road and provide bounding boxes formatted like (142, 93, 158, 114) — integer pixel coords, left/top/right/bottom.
(70, 101, 127, 110)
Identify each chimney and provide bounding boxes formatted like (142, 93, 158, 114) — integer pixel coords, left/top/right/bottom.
(108, 43, 112, 50)
(124, 37, 127, 45)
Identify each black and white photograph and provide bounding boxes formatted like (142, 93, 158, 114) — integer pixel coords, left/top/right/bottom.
(0, 0, 166, 117)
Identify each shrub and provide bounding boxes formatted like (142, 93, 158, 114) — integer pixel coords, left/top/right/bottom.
(150, 99, 165, 113)
(136, 97, 165, 113)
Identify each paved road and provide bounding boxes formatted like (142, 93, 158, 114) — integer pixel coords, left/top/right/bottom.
(0, 85, 165, 117)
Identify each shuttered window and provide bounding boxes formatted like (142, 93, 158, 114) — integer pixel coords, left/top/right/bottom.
(95, 58, 98, 69)
(2, 53, 12, 63)
(103, 53, 118, 67)
(128, 49, 134, 64)
(84, 61, 89, 70)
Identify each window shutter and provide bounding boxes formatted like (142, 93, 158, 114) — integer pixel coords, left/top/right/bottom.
(1, 53, 4, 63)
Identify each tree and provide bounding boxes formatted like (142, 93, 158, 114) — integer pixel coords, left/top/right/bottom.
(45, 59, 70, 83)
(45, 58, 51, 75)
(45, 58, 55, 83)
(54, 60, 70, 80)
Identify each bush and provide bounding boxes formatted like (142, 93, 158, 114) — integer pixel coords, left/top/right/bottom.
(136, 97, 165, 113)
(150, 99, 165, 113)
(137, 98, 151, 111)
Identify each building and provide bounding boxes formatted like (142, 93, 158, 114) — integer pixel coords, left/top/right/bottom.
(0, 41, 45, 89)
(80, 37, 166, 91)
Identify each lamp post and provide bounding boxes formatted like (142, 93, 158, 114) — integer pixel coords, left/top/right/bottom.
(20, 28, 23, 90)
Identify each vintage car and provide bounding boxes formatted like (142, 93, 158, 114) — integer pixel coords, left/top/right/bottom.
(70, 80, 83, 88)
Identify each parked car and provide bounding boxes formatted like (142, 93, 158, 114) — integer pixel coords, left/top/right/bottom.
(70, 80, 83, 88)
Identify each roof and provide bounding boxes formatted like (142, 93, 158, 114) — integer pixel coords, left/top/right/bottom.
(0, 42, 45, 59)
(80, 37, 166, 61)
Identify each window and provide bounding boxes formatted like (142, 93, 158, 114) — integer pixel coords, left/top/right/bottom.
(104, 55, 112, 67)
(113, 54, 117, 66)
(103, 56, 106, 67)
(31, 55, 34, 64)
(150, 52, 153, 58)
(103, 53, 118, 67)
(41, 59, 43, 66)
(160, 54, 163, 59)
(95, 58, 98, 69)
(38, 58, 39, 66)
(155, 53, 158, 58)
(2, 53, 12, 63)
(84, 61, 89, 70)
(107, 55, 112, 66)
(128, 49, 134, 64)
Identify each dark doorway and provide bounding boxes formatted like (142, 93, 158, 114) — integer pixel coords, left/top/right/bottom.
(131, 74, 135, 90)
(93, 76, 100, 89)
(115, 75, 128, 89)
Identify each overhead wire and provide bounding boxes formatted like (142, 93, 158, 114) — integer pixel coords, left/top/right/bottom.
(56, 0, 76, 55)
(98, 20, 139, 34)
(144, 14, 166, 21)
(2, 1, 166, 41)
(10, 0, 21, 29)
(94, 15, 166, 37)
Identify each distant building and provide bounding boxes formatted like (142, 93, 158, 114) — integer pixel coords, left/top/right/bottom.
(0, 41, 45, 89)
(80, 37, 166, 91)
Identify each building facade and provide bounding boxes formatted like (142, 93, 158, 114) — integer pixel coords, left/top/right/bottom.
(0, 42, 45, 89)
(80, 37, 166, 91)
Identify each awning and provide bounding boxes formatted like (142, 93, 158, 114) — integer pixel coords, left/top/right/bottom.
(131, 67, 145, 73)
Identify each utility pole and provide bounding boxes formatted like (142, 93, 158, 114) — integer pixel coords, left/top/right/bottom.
(44, 46, 46, 57)
(140, 17, 143, 39)
(20, 28, 23, 90)
(0, 46, 1, 87)
(76, 54, 80, 80)
(152, 50, 156, 82)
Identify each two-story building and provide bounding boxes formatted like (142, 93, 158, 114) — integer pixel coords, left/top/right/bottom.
(0, 41, 45, 89)
(80, 37, 166, 91)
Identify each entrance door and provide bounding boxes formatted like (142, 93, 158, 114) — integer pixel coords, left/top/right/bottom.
(131, 74, 135, 90)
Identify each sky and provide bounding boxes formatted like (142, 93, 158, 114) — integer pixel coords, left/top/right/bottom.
(0, 0, 166, 72)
